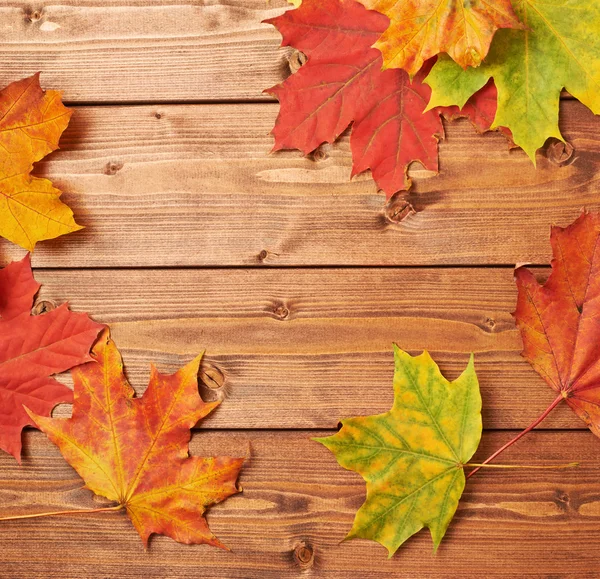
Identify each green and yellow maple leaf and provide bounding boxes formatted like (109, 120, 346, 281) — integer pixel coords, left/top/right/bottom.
(315, 346, 481, 556)
(425, 0, 600, 162)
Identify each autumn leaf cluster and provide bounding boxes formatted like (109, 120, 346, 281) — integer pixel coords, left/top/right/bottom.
(266, 0, 600, 196)
(0, 256, 243, 548)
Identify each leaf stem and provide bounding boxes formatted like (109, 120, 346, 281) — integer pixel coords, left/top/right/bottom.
(467, 393, 564, 479)
(0, 504, 123, 522)
(464, 462, 578, 470)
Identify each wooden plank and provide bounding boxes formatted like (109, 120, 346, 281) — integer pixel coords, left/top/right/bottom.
(31, 267, 581, 430)
(0, 2, 577, 105)
(0, 430, 597, 578)
(0, 0, 290, 103)
(2, 100, 598, 267)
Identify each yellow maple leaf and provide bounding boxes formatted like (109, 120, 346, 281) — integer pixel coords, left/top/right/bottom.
(0, 74, 81, 251)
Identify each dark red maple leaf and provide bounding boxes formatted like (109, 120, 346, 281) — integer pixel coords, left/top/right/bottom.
(0, 255, 104, 461)
(265, 0, 510, 198)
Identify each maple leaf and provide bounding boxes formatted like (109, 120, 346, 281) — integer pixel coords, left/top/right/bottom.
(0, 74, 81, 251)
(441, 80, 514, 146)
(357, 0, 522, 76)
(315, 346, 481, 556)
(514, 212, 600, 438)
(425, 0, 600, 161)
(28, 329, 244, 548)
(266, 0, 509, 198)
(0, 255, 103, 462)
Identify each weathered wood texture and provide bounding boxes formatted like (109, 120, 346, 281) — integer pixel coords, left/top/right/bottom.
(1, 100, 599, 267)
(34, 267, 579, 430)
(0, 0, 291, 103)
(0, 430, 597, 578)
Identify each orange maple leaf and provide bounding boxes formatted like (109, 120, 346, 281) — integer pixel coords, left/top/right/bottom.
(0, 74, 81, 251)
(358, 0, 523, 76)
(28, 329, 244, 548)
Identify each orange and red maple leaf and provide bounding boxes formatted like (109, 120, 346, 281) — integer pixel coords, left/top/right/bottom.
(29, 329, 244, 548)
(0, 255, 103, 461)
(515, 212, 600, 436)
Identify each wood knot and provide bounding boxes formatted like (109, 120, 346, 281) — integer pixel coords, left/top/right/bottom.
(484, 317, 496, 331)
(288, 50, 307, 74)
(154, 111, 162, 119)
(199, 363, 225, 390)
(25, 8, 43, 22)
(105, 161, 123, 175)
(555, 490, 570, 508)
(274, 304, 289, 320)
(258, 249, 269, 261)
(293, 541, 314, 569)
(32, 300, 56, 315)
(308, 144, 329, 162)
(546, 139, 574, 166)
(384, 194, 416, 224)
(198, 362, 227, 403)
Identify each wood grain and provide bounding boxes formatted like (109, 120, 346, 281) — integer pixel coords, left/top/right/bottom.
(2, 100, 599, 267)
(0, 430, 597, 578)
(29, 267, 582, 431)
(0, 0, 290, 104)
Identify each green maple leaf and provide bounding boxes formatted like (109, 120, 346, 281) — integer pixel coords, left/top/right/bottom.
(315, 346, 481, 556)
(425, 0, 600, 162)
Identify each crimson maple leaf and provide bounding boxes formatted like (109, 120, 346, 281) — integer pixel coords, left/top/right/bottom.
(265, 0, 510, 198)
(0, 255, 104, 461)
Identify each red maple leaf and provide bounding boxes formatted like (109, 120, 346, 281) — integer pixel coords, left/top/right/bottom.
(515, 212, 600, 437)
(265, 0, 510, 198)
(0, 255, 104, 461)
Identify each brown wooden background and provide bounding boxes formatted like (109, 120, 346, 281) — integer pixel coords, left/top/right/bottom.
(1, 1, 600, 577)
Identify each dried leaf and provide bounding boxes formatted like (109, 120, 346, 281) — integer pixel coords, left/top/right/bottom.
(358, 0, 522, 76)
(515, 212, 600, 437)
(0, 74, 81, 251)
(425, 1, 600, 160)
(0, 255, 103, 461)
(266, 0, 508, 197)
(29, 329, 244, 548)
(316, 346, 481, 555)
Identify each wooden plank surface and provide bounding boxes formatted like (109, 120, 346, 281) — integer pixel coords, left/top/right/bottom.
(0, 0, 290, 104)
(2, 100, 599, 267)
(33, 267, 579, 430)
(0, 430, 597, 578)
